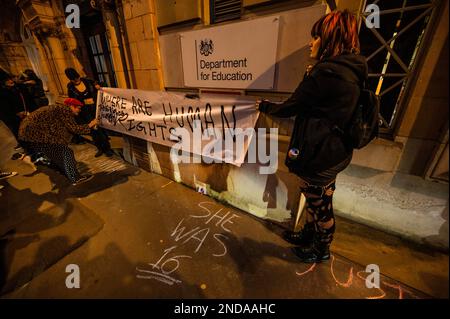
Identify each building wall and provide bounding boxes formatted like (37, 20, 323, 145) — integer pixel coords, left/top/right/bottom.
(159, 4, 325, 92)
(0, 43, 32, 76)
(121, 0, 164, 90)
(0, 0, 32, 75)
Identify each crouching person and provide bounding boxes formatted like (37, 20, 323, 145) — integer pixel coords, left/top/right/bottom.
(18, 98, 97, 185)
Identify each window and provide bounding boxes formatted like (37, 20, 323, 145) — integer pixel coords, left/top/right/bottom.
(87, 33, 117, 87)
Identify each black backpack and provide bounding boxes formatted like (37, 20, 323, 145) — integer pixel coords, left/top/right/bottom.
(345, 82, 380, 149)
(321, 60, 381, 149)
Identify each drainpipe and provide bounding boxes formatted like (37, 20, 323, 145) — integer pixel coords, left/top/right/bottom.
(113, 0, 133, 89)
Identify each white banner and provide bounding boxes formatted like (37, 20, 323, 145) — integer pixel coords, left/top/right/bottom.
(96, 88, 260, 166)
(180, 16, 280, 90)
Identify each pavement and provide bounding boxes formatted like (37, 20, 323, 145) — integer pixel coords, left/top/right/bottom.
(0, 134, 448, 299)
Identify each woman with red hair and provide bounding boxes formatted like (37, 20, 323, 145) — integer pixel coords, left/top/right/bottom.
(257, 10, 368, 263)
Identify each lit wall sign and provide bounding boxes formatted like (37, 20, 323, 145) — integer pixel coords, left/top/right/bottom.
(180, 16, 280, 90)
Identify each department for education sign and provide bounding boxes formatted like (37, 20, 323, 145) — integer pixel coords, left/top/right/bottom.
(180, 16, 280, 90)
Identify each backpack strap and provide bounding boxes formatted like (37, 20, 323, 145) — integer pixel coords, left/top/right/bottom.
(309, 62, 363, 136)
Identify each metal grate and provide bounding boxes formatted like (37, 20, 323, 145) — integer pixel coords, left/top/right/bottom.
(359, 0, 439, 136)
(211, 0, 242, 24)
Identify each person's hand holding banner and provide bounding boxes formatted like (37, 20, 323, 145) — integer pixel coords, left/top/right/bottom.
(88, 118, 98, 129)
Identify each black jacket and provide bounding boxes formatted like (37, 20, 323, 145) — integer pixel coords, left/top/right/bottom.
(23, 78, 48, 107)
(67, 77, 98, 106)
(0, 83, 37, 135)
(259, 53, 368, 176)
(67, 77, 99, 122)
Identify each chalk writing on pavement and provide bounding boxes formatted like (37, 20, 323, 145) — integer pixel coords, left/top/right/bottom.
(136, 201, 240, 285)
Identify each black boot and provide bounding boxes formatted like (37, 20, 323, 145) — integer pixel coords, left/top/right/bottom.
(291, 224, 334, 263)
(104, 149, 114, 157)
(282, 222, 315, 245)
(94, 149, 104, 157)
(291, 239, 331, 263)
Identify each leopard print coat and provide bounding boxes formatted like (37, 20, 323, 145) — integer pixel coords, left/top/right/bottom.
(19, 105, 91, 145)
